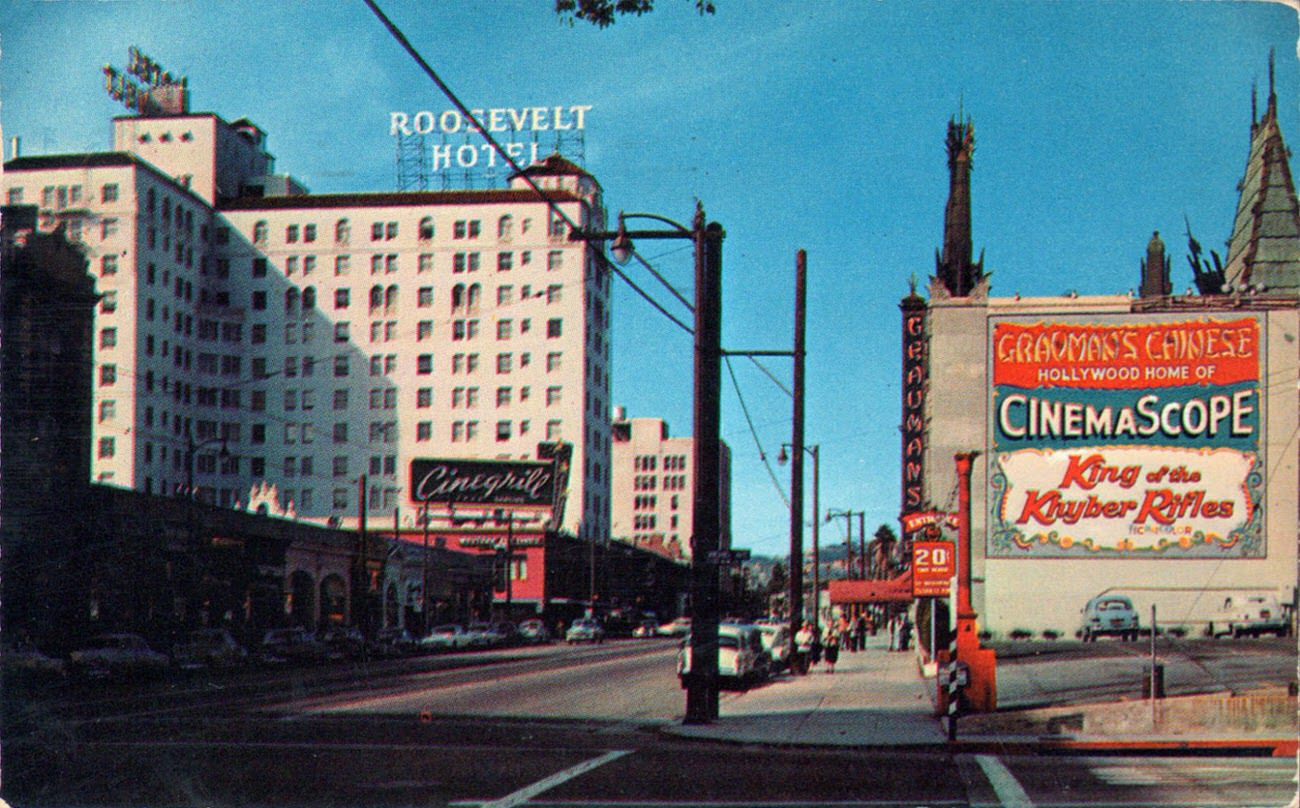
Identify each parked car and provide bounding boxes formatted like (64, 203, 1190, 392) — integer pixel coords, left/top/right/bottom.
(632, 621, 660, 639)
(2, 639, 67, 680)
(374, 627, 419, 657)
(256, 627, 328, 665)
(565, 618, 605, 644)
(316, 626, 369, 660)
(421, 624, 472, 651)
(69, 633, 170, 679)
(1080, 594, 1140, 641)
(677, 624, 766, 687)
(465, 622, 502, 648)
(517, 618, 550, 644)
(494, 621, 521, 646)
(1208, 595, 1291, 638)
(755, 623, 792, 671)
(656, 617, 691, 637)
(172, 628, 248, 670)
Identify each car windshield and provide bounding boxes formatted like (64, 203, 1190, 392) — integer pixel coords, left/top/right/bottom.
(1098, 599, 1132, 611)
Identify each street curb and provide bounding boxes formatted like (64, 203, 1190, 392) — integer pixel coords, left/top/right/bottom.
(658, 725, 1298, 757)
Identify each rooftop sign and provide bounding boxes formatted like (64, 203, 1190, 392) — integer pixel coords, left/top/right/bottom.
(410, 458, 555, 508)
(102, 47, 189, 115)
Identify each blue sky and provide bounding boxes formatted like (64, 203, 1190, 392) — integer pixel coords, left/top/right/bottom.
(2, 1, 1296, 558)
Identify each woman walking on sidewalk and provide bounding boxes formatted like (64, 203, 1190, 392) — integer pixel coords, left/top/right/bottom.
(822, 627, 840, 673)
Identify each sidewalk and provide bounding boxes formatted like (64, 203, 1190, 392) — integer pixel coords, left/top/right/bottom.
(661, 634, 1298, 755)
(665, 634, 946, 747)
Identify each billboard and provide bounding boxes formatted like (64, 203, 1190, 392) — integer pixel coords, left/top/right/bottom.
(409, 458, 555, 508)
(988, 316, 1264, 558)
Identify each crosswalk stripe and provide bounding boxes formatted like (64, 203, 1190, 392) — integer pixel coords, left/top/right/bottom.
(976, 754, 1034, 808)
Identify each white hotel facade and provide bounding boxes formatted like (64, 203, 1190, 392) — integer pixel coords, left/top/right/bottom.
(3, 111, 614, 541)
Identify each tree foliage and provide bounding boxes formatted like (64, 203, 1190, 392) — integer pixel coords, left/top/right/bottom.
(555, 0, 716, 27)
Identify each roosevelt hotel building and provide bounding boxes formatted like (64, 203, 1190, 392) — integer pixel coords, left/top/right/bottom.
(2, 111, 613, 541)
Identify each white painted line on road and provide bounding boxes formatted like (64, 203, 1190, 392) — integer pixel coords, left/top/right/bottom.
(475, 749, 631, 808)
(976, 754, 1034, 808)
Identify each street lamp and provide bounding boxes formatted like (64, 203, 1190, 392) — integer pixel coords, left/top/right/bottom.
(573, 203, 725, 725)
(778, 443, 819, 638)
(185, 434, 230, 501)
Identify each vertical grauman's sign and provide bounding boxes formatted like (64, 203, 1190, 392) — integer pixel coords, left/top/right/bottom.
(900, 295, 928, 515)
(989, 316, 1264, 558)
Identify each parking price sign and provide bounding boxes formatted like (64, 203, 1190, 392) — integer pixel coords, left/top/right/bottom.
(912, 541, 954, 597)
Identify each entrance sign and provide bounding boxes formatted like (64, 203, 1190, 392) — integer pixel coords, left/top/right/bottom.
(912, 541, 954, 597)
(989, 315, 1264, 558)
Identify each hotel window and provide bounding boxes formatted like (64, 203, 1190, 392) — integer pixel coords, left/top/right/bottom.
(497, 320, 513, 340)
(497, 353, 513, 374)
(547, 284, 562, 303)
(101, 255, 118, 276)
(453, 253, 466, 273)
(466, 387, 479, 408)
(335, 288, 350, 309)
(453, 320, 466, 341)
(468, 253, 481, 272)
(496, 421, 511, 442)
(497, 285, 514, 305)
(417, 354, 433, 375)
(417, 320, 433, 341)
(386, 221, 398, 240)
(98, 437, 116, 459)
(333, 423, 348, 444)
(385, 285, 398, 311)
(252, 257, 268, 278)
(333, 389, 349, 409)
(304, 223, 317, 242)
(286, 224, 299, 243)
(336, 218, 350, 243)
(547, 352, 562, 372)
(6, 188, 22, 205)
(419, 216, 434, 240)
(285, 256, 299, 276)
(496, 386, 512, 407)
(334, 355, 349, 377)
(453, 220, 467, 239)
(371, 221, 384, 241)
(417, 388, 432, 408)
(452, 421, 465, 442)
(101, 218, 119, 239)
(101, 183, 119, 203)
(418, 253, 433, 274)
(466, 354, 479, 373)
(386, 254, 398, 274)
(333, 456, 349, 478)
(497, 252, 513, 272)
(100, 328, 117, 348)
(466, 421, 479, 441)
(547, 318, 562, 338)
(546, 386, 561, 406)
(251, 291, 266, 310)
(253, 220, 267, 244)
(547, 250, 563, 271)
(100, 364, 117, 385)
(99, 400, 116, 422)
(371, 254, 384, 275)
(303, 255, 316, 275)
(417, 422, 432, 441)
(333, 488, 349, 509)
(467, 283, 482, 311)
(418, 286, 433, 307)
(335, 255, 350, 275)
(497, 215, 513, 239)
(546, 419, 562, 440)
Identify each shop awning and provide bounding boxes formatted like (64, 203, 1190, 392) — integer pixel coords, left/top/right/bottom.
(828, 571, 914, 604)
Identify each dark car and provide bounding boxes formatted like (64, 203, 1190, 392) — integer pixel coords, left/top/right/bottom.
(172, 628, 248, 670)
(316, 626, 368, 660)
(374, 627, 419, 657)
(69, 633, 170, 679)
(256, 627, 328, 665)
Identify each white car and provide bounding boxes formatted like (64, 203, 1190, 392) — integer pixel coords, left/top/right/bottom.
(755, 623, 791, 671)
(421, 624, 473, 651)
(1209, 595, 1291, 638)
(69, 633, 170, 678)
(656, 617, 691, 637)
(677, 624, 765, 687)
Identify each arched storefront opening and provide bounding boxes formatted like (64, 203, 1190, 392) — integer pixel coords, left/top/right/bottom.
(320, 574, 348, 627)
(289, 570, 316, 631)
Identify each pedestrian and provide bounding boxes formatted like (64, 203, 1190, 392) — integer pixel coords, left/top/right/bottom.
(853, 614, 867, 652)
(898, 615, 913, 652)
(822, 626, 840, 673)
(794, 622, 816, 675)
(888, 615, 897, 651)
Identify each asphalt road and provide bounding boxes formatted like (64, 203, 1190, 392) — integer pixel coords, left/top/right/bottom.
(4, 637, 1296, 807)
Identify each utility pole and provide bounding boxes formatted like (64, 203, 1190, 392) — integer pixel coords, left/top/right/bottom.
(356, 473, 368, 633)
(858, 512, 867, 580)
(684, 211, 724, 725)
(788, 249, 806, 654)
